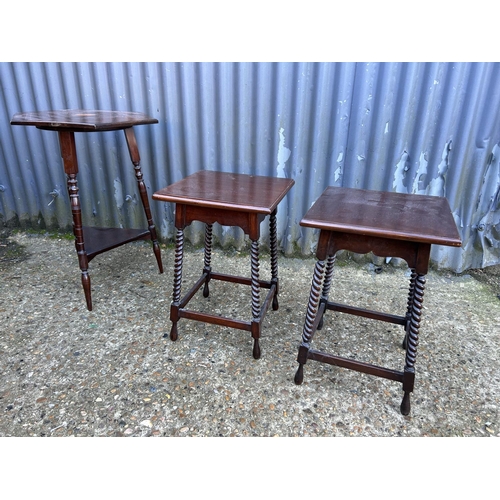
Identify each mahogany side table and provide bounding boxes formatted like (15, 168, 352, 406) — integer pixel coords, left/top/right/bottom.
(11, 110, 164, 310)
(294, 186, 461, 415)
(153, 170, 294, 359)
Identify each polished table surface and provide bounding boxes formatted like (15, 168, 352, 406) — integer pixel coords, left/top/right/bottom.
(10, 109, 158, 131)
(153, 170, 295, 214)
(300, 186, 462, 247)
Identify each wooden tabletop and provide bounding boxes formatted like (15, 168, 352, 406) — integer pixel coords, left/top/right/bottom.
(153, 171, 295, 214)
(10, 110, 158, 131)
(301, 186, 462, 246)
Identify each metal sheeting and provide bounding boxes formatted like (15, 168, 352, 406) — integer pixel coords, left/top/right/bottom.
(1, 62, 500, 272)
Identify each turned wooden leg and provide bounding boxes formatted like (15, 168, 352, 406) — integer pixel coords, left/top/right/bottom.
(403, 269, 417, 349)
(168, 228, 184, 341)
(269, 209, 279, 311)
(318, 254, 336, 330)
(58, 131, 92, 311)
(67, 173, 92, 311)
(203, 223, 213, 298)
(250, 239, 261, 359)
(124, 127, 163, 274)
(295, 259, 326, 384)
(401, 273, 426, 415)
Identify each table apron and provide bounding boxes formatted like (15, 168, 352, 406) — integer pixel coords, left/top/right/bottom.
(175, 204, 267, 240)
(317, 230, 431, 274)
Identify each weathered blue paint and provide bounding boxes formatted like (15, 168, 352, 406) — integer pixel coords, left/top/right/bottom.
(1, 62, 499, 271)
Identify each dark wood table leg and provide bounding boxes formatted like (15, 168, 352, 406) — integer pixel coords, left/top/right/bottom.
(403, 269, 418, 349)
(318, 254, 336, 330)
(400, 272, 426, 415)
(295, 258, 326, 384)
(124, 127, 163, 274)
(203, 223, 213, 298)
(250, 239, 262, 359)
(169, 228, 184, 341)
(269, 209, 279, 311)
(59, 131, 93, 311)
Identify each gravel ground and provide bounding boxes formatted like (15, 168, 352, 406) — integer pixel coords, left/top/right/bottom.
(1, 229, 499, 438)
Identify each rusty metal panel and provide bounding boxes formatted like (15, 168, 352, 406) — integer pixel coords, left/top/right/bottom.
(1, 62, 500, 271)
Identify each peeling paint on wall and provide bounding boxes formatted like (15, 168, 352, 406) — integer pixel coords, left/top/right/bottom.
(426, 141, 451, 197)
(277, 127, 291, 178)
(474, 143, 500, 267)
(393, 150, 409, 193)
(113, 178, 124, 209)
(335, 151, 343, 183)
(412, 152, 428, 194)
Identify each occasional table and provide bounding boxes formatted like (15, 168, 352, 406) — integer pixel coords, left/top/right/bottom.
(294, 186, 461, 415)
(11, 110, 164, 310)
(153, 171, 294, 359)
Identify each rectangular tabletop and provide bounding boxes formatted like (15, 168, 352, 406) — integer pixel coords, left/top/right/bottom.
(153, 171, 295, 215)
(301, 186, 462, 247)
(10, 110, 158, 131)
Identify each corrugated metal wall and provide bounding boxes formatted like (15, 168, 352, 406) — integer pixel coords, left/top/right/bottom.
(1, 62, 500, 272)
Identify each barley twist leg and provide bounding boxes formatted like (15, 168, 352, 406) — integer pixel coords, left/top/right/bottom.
(295, 259, 326, 384)
(318, 254, 336, 330)
(400, 273, 426, 415)
(403, 269, 417, 349)
(169, 228, 184, 341)
(250, 239, 261, 359)
(203, 223, 213, 298)
(269, 210, 279, 310)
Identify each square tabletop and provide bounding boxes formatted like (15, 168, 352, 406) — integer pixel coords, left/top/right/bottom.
(153, 171, 295, 215)
(11, 110, 158, 131)
(301, 186, 462, 247)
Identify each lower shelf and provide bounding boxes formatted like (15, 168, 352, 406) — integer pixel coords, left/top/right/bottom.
(82, 226, 151, 261)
